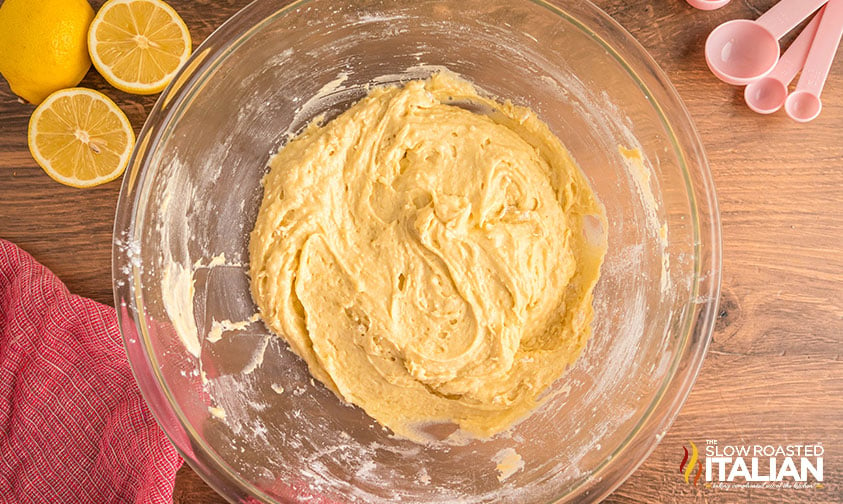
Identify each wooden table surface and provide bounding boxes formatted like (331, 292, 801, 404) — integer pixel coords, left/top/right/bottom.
(1, 0, 841, 502)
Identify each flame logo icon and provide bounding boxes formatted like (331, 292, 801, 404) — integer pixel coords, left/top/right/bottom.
(679, 441, 703, 486)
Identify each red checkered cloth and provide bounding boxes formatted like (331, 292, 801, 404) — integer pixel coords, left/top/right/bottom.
(0, 239, 182, 503)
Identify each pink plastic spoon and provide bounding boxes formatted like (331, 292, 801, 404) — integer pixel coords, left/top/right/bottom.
(706, 0, 828, 85)
(687, 0, 731, 11)
(785, 0, 843, 122)
(745, 8, 825, 114)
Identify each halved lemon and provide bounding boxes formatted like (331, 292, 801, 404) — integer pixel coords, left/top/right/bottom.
(87, 0, 191, 95)
(28, 88, 135, 188)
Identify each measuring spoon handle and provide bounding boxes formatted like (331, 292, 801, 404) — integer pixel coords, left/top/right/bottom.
(796, 0, 843, 96)
(769, 8, 825, 83)
(756, 0, 828, 39)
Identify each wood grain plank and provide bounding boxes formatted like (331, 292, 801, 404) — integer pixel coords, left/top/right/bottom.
(172, 465, 228, 504)
(607, 353, 843, 503)
(1, 0, 841, 502)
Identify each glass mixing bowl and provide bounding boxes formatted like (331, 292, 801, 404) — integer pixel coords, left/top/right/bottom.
(112, 0, 721, 502)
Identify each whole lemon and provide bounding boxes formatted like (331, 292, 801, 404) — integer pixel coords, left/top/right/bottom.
(0, 0, 95, 104)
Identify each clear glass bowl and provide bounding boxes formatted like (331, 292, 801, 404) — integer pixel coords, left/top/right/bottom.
(112, 0, 721, 502)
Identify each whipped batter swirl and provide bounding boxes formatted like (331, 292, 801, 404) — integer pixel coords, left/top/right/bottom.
(249, 73, 606, 439)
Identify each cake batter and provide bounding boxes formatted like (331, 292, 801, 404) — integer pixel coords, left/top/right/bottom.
(249, 72, 606, 439)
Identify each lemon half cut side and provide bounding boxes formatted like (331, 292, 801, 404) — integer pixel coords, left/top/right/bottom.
(28, 88, 135, 188)
(88, 0, 192, 95)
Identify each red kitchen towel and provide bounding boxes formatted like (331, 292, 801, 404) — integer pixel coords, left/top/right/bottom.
(0, 239, 182, 503)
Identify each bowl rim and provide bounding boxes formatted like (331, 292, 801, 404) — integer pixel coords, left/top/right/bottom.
(112, 0, 722, 502)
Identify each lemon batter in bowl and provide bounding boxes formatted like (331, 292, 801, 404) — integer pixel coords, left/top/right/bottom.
(114, 0, 721, 501)
(249, 73, 607, 439)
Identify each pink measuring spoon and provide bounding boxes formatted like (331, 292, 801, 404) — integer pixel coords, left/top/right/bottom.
(706, 0, 828, 85)
(745, 8, 825, 114)
(785, 0, 843, 122)
(686, 0, 731, 11)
